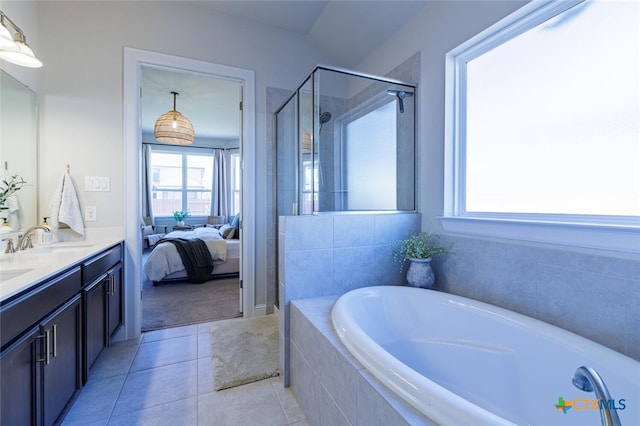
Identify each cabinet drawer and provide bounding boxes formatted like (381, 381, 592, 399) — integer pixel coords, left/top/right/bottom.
(82, 244, 122, 286)
(1, 266, 82, 350)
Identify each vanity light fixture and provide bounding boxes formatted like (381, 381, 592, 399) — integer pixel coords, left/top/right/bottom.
(0, 11, 43, 68)
(154, 91, 195, 145)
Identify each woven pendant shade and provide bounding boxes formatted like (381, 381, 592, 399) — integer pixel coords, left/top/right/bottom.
(154, 92, 195, 145)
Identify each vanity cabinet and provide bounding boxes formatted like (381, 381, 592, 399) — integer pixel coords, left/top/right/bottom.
(81, 243, 123, 382)
(0, 241, 124, 425)
(0, 269, 82, 426)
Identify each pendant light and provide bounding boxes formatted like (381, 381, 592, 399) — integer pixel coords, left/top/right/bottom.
(154, 91, 195, 145)
(0, 11, 42, 68)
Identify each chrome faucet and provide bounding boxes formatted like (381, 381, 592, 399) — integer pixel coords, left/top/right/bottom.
(2, 238, 15, 254)
(572, 366, 622, 426)
(17, 226, 51, 251)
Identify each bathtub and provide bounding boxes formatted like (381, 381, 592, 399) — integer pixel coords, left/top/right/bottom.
(332, 286, 639, 426)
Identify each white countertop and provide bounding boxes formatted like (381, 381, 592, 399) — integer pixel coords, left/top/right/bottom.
(0, 227, 124, 302)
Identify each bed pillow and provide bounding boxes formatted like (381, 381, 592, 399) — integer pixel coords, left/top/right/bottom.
(219, 224, 236, 239)
(231, 213, 240, 230)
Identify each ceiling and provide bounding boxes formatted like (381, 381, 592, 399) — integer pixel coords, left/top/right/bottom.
(142, 0, 428, 141)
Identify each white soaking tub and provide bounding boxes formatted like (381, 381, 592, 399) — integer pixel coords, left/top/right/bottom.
(332, 286, 639, 426)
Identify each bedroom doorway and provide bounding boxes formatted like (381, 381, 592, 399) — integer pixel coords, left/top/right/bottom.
(139, 65, 243, 330)
(123, 48, 257, 340)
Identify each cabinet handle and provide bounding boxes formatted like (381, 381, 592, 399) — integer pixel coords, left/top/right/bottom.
(105, 275, 112, 295)
(36, 331, 49, 364)
(106, 275, 115, 296)
(51, 324, 57, 358)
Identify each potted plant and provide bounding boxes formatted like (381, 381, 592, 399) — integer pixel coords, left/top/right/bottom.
(392, 231, 451, 289)
(172, 210, 190, 226)
(0, 174, 26, 211)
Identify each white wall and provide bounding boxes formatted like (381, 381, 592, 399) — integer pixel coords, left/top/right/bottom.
(29, 1, 331, 315)
(356, 0, 528, 228)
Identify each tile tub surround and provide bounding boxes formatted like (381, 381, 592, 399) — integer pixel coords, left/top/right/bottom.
(278, 213, 421, 384)
(289, 297, 435, 426)
(432, 234, 640, 361)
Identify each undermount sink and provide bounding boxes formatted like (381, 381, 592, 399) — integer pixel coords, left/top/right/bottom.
(0, 268, 34, 281)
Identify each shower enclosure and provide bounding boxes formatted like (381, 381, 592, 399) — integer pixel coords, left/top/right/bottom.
(275, 66, 416, 215)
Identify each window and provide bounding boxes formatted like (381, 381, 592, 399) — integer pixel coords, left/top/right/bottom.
(150, 148, 213, 216)
(229, 151, 241, 216)
(444, 0, 639, 252)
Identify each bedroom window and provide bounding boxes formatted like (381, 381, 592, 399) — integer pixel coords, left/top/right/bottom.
(229, 151, 241, 216)
(443, 0, 639, 252)
(150, 149, 213, 216)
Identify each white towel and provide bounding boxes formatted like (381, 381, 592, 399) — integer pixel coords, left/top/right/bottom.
(50, 171, 85, 237)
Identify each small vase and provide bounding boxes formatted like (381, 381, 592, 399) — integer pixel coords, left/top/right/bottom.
(406, 257, 435, 289)
(176, 220, 185, 227)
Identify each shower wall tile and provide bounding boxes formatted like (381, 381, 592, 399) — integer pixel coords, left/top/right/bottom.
(373, 213, 420, 245)
(284, 249, 334, 301)
(333, 246, 377, 292)
(284, 215, 334, 251)
(279, 213, 421, 385)
(333, 214, 374, 248)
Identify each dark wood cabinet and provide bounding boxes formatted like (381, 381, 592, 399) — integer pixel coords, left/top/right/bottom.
(0, 294, 82, 426)
(41, 295, 82, 426)
(83, 277, 107, 377)
(0, 242, 124, 426)
(0, 325, 40, 426)
(107, 262, 123, 339)
(81, 243, 123, 383)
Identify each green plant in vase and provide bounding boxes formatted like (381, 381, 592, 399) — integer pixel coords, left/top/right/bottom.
(392, 231, 451, 289)
(172, 210, 191, 226)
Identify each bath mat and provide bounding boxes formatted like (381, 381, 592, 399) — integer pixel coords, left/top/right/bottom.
(210, 314, 279, 391)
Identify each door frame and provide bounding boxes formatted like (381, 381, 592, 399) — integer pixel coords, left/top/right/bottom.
(122, 47, 256, 340)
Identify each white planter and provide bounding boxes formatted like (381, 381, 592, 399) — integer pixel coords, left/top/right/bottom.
(176, 220, 185, 227)
(406, 257, 435, 289)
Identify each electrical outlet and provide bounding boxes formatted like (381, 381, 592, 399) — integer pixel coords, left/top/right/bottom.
(85, 206, 97, 222)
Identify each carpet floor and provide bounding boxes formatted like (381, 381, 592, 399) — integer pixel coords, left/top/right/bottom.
(142, 271, 242, 331)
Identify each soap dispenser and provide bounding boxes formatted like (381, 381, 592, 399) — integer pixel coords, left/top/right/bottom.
(0, 218, 13, 234)
(38, 217, 53, 245)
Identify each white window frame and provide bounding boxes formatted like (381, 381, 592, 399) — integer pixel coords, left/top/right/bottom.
(442, 0, 640, 253)
(229, 150, 241, 216)
(150, 145, 214, 218)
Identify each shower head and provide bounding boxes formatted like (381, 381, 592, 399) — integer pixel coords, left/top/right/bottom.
(320, 111, 332, 124)
(318, 110, 332, 132)
(387, 89, 414, 113)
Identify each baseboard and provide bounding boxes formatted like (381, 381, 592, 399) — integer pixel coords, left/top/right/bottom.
(254, 304, 267, 316)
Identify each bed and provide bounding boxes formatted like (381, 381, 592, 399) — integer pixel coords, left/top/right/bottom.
(143, 226, 240, 285)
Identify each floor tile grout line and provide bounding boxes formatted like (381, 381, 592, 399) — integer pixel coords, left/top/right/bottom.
(103, 340, 142, 424)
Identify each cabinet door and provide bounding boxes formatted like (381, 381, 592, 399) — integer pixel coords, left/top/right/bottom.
(0, 325, 41, 426)
(41, 295, 82, 426)
(83, 276, 107, 379)
(107, 262, 123, 340)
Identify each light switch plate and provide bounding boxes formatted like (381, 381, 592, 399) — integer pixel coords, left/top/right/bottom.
(85, 176, 110, 192)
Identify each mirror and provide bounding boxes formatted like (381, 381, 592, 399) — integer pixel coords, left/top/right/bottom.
(0, 69, 38, 231)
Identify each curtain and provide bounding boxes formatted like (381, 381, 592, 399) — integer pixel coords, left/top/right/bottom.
(211, 149, 228, 220)
(142, 144, 154, 223)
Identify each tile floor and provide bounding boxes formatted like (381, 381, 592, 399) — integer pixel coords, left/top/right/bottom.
(62, 322, 308, 426)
